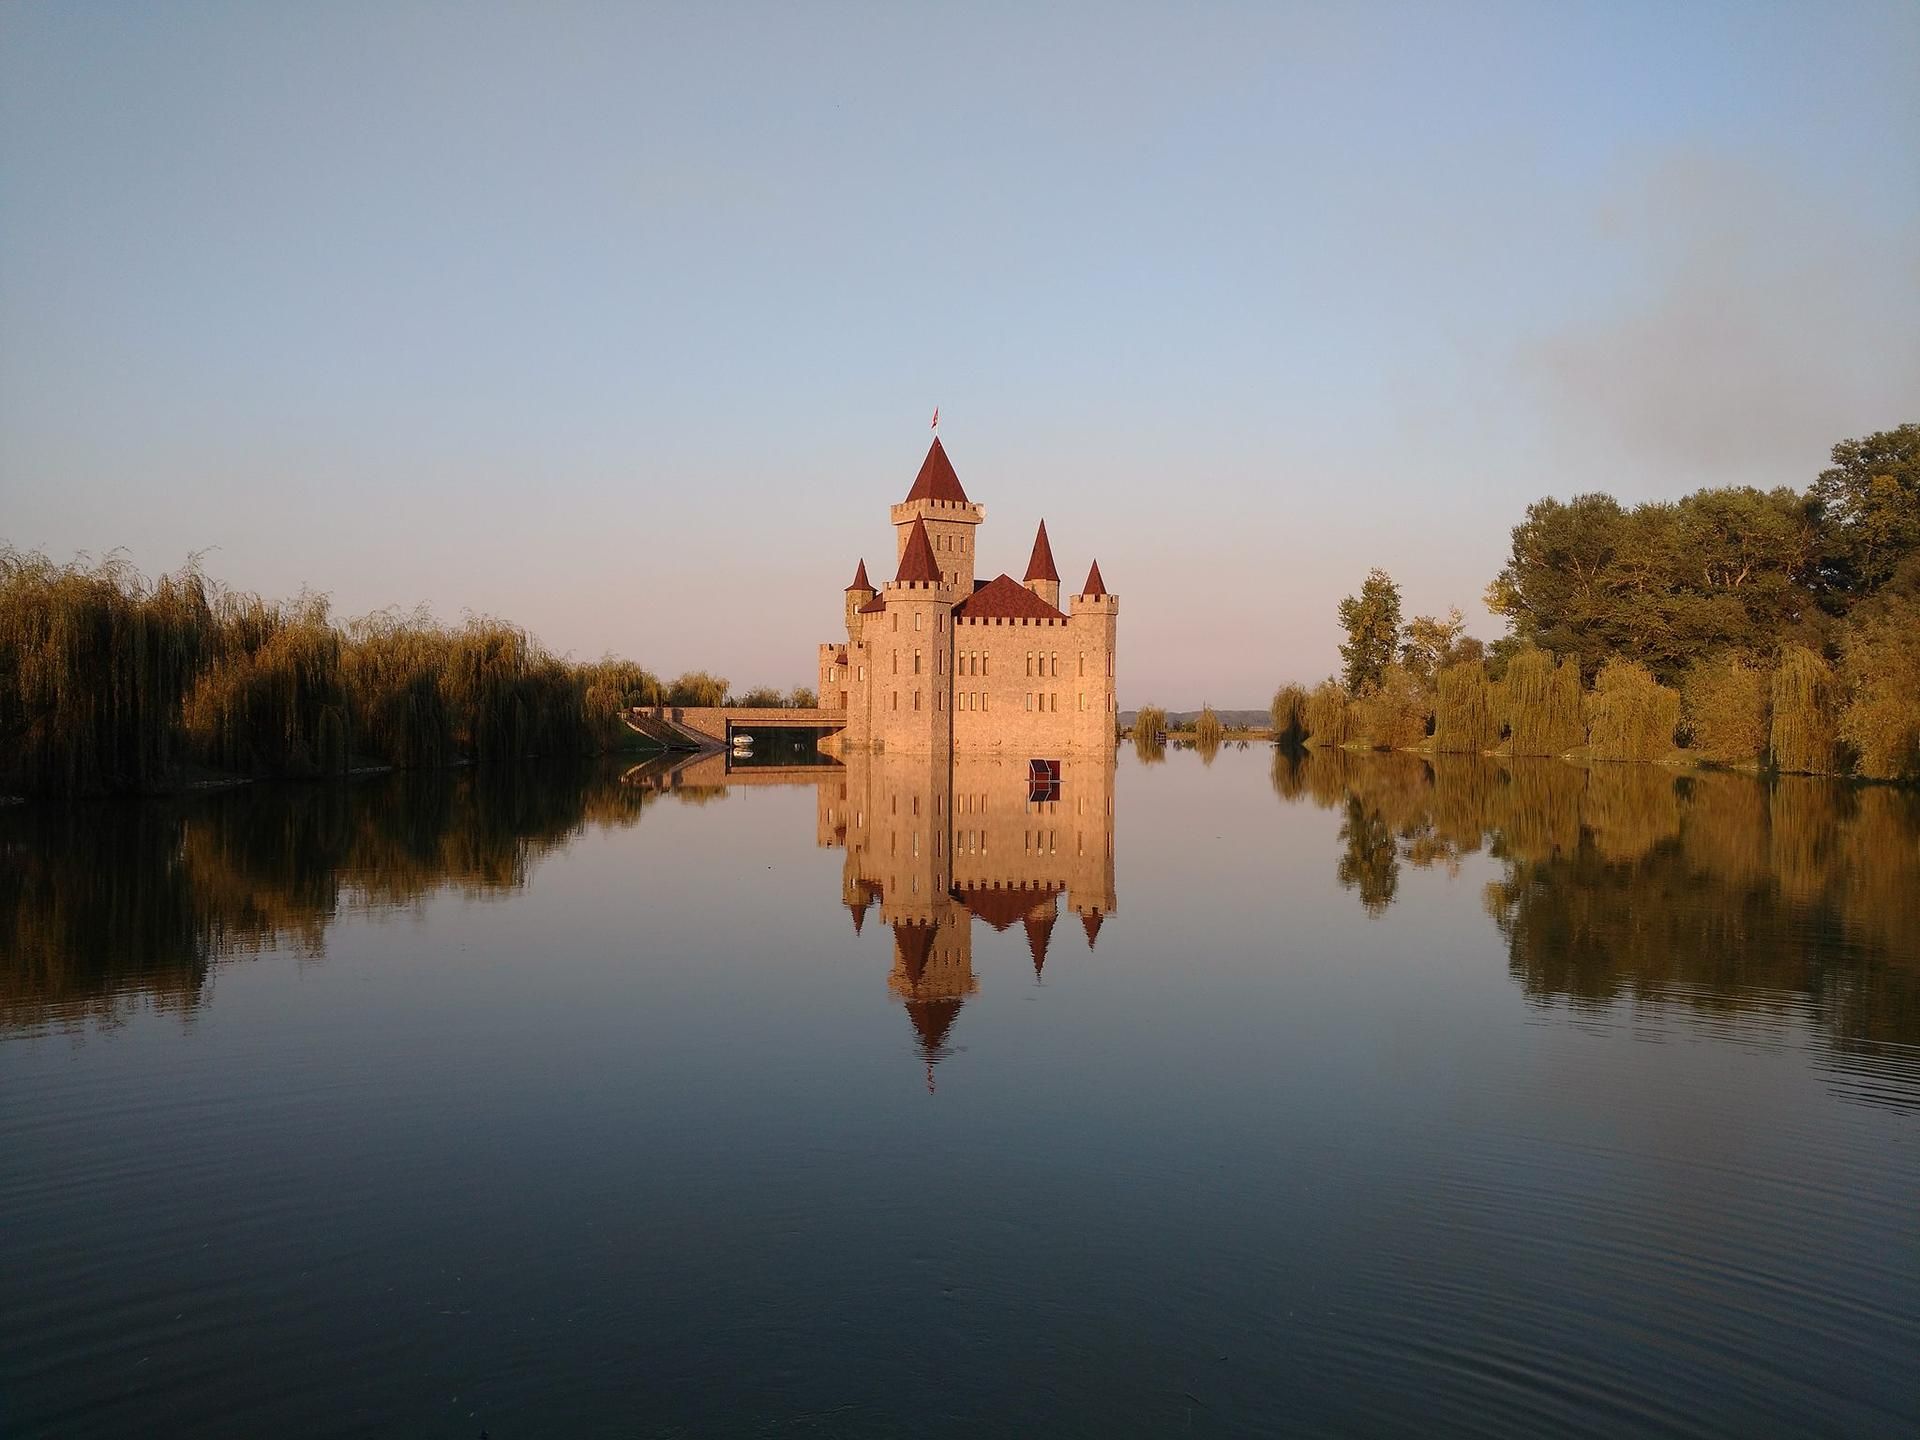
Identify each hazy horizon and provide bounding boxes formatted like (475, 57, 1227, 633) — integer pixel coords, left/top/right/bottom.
(4, 2, 1915, 705)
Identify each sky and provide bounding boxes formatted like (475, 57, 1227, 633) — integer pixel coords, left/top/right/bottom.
(3, 1, 1916, 706)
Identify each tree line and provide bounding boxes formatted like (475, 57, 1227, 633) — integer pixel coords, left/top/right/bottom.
(1271, 425, 1920, 782)
(0, 546, 811, 797)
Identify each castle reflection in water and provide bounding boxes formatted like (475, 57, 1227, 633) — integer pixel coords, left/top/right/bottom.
(639, 745, 1116, 1087)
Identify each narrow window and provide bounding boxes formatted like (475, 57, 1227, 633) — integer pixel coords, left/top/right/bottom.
(1051, 651, 1059, 677)
(892, 651, 898, 675)
(891, 691, 898, 710)
(915, 611, 923, 632)
(914, 690, 921, 711)
(1025, 693, 1033, 712)
(892, 613, 899, 632)
(1079, 691, 1086, 710)
(1079, 652, 1085, 676)
(1107, 652, 1114, 678)
(982, 692, 989, 712)
(938, 691, 945, 711)
(1025, 651, 1033, 677)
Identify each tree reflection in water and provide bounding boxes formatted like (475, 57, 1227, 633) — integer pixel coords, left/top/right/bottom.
(1273, 747, 1920, 1101)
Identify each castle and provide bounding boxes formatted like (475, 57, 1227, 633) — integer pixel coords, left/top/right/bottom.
(818, 436, 1118, 754)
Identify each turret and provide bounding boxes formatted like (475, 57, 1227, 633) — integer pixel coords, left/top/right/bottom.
(1069, 560, 1118, 749)
(845, 558, 874, 640)
(1024, 520, 1061, 611)
(890, 437, 984, 598)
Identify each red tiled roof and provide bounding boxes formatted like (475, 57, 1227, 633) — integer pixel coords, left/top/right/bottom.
(846, 559, 872, 592)
(952, 573, 1066, 621)
(895, 515, 941, 583)
(1024, 520, 1059, 583)
(858, 594, 887, 614)
(1082, 560, 1107, 597)
(905, 436, 970, 504)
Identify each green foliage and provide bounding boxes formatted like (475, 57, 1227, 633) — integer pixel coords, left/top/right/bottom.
(1584, 659, 1679, 763)
(1351, 663, 1429, 750)
(1432, 662, 1500, 753)
(0, 546, 214, 796)
(1838, 594, 1920, 780)
(1399, 607, 1482, 686)
(0, 545, 691, 797)
(1192, 705, 1225, 763)
(1770, 646, 1841, 775)
(1302, 680, 1348, 747)
(666, 671, 729, 707)
(788, 686, 818, 709)
(1131, 704, 1167, 763)
(1337, 569, 1402, 693)
(1269, 683, 1308, 745)
(732, 685, 788, 708)
(1504, 647, 1585, 757)
(1680, 655, 1770, 764)
(1813, 424, 1920, 601)
(1487, 486, 1825, 682)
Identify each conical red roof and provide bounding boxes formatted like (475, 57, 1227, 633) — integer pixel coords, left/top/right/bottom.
(1082, 560, 1107, 597)
(893, 922, 937, 984)
(1024, 520, 1059, 583)
(895, 516, 942, 583)
(1080, 911, 1105, 948)
(846, 559, 872, 592)
(905, 437, 970, 504)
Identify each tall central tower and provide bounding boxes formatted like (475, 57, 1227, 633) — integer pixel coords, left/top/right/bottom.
(890, 436, 983, 600)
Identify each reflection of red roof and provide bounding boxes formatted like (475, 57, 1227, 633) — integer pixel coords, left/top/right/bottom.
(1081, 560, 1107, 597)
(846, 559, 872, 592)
(1024, 520, 1059, 583)
(846, 894, 868, 934)
(1080, 910, 1105, 948)
(893, 922, 937, 985)
(905, 437, 970, 504)
(1024, 904, 1058, 977)
(904, 998, 961, 1057)
(952, 574, 1067, 622)
(895, 516, 941, 583)
(953, 885, 1056, 931)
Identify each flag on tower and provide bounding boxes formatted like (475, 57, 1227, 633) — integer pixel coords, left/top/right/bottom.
(930, 406, 939, 432)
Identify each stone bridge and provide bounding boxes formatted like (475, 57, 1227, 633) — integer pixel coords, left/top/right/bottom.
(622, 705, 847, 751)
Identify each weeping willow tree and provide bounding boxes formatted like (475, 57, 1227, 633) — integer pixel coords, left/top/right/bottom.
(183, 591, 348, 777)
(1838, 596, 1920, 781)
(1584, 659, 1679, 763)
(1193, 705, 1224, 749)
(1269, 683, 1308, 745)
(1504, 647, 1585, 757)
(1131, 705, 1167, 763)
(1432, 662, 1500, 753)
(1351, 663, 1429, 750)
(1302, 680, 1348, 747)
(1770, 646, 1841, 775)
(1, 547, 215, 796)
(1680, 655, 1770, 764)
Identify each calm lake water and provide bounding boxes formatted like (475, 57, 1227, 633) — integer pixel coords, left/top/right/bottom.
(4, 745, 1917, 1438)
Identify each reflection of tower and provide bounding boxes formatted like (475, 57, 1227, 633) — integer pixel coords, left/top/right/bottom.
(825, 742, 1118, 1088)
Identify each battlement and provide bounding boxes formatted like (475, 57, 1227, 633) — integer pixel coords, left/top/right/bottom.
(1070, 592, 1119, 615)
(955, 613, 1068, 628)
(883, 579, 945, 597)
(890, 498, 984, 525)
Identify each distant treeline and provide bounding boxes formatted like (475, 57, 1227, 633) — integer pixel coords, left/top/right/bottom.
(0, 546, 809, 798)
(1272, 425, 1920, 782)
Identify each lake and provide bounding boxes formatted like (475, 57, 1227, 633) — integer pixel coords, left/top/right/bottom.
(3, 744, 1916, 1438)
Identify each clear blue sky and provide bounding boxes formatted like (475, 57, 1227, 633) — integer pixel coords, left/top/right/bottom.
(3, 1, 1915, 705)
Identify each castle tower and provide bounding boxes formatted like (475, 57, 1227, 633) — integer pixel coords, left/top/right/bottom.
(1023, 520, 1061, 611)
(890, 437, 984, 600)
(1069, 560, 1119, 750)
(870, 516, 954, 755)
